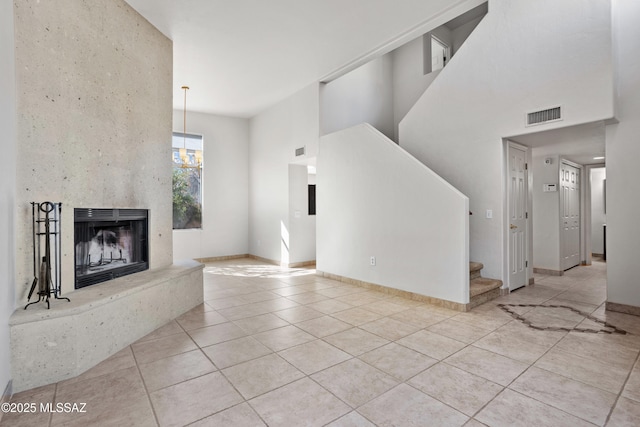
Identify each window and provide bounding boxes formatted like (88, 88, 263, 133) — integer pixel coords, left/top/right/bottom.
(172, 132, 203, 229)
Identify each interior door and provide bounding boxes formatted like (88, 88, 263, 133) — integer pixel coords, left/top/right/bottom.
(508, 143, 528, 291)
(561, 161, 581, 270)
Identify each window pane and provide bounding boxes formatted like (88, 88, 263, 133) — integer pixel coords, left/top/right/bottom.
(172, 132, 203, 229)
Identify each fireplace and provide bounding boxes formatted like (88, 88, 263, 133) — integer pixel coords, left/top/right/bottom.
(74, 208, 149, 289)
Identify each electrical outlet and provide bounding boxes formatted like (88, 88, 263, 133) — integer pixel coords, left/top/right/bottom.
(370, 256, 376, 266)
(486, 210, 493, 219)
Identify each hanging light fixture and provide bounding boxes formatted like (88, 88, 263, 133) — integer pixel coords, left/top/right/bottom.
(178, 85, 203, 171)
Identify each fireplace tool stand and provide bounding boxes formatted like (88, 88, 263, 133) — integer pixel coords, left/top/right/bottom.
(25, 202, 71, 310)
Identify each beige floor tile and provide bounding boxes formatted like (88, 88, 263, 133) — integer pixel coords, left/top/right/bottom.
(444, 345, 529, 387)
(2, 384, 55, 427)
(206, 295, 249, 310)
(359, 317, 422, 341)
(52, 396, 157, 427)
(60, 345, 136, 386)
(284, 291, 329, 304)
(239, 290, 282, 304)
(222, 353, 304, 399)
(311, 359, 399, 408)
(150, 371, 243, 427)
(131, 331, 198, 364)
(608, 396, 640, 427)
(325, 411, 376, 426)
(535, 347, 629, 394)
(553, 331, 640, 370)
(136, 320, 184, 342)
(335, 292, 386, 307)
(307, 299, 354, 314)
(202, 336, 272, 369)
(317, 286, 365, 298)
(593, 310, 640, 335)
(273, 305, 324, 323)
(188, 322, 247, 348)
(359, 342, 437, 381)
(450, 310, 512, 331)
(52, 366, 150, 427)
(139, 349, 216, 392)
(278, 339, 351, 374)
(475, 389, 594, 427)
(427, 318, 492, 344)
(253, 325, 316, 351)
(217, 301, 275, 320)
(360, 300, 409, 316)
(623, 362, 640, 402)
(296, 315, 352, 337)
(390, 307, 449, 328)
(189, 402, 266, 426)
(495, 320, 567, 347)
(175, 309, 228, 331)
(232, 313, 289, 334)
(358, 384, 468, 426)
(464, 419, 489, 427)
(397, 330, 466, 360)
(249, 378, 351, 427)
(254, 297, 300, 312)
(410, 363, 503, 416)
(510, 366, 616, 425)
(472, 328, 553, 364)
(271, 285, 312, 297)
(324, 328, 389, 356)
(332, 307, 384, 326)
(387, 295, 426, 308)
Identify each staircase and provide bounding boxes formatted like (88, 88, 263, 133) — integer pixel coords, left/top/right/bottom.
(469, 262, 502, 309)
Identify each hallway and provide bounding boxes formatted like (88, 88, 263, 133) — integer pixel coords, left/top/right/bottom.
(2, 258, 640, 426)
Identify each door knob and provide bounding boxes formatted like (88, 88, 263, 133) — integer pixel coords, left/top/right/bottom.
(510, 224, 517, 229)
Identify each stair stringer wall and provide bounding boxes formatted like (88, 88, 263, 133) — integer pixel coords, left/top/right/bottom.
(317, 123, 469, 304)
(399, 0, 615, 282)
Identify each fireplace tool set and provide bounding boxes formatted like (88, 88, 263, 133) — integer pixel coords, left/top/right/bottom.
(25, 202, 71, 310)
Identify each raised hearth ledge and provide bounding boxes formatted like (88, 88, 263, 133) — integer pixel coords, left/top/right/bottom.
(10, 260, 204, 393)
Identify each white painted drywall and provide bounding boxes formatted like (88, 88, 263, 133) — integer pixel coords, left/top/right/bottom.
(249, 84, 320, 264)
(400, 0, 614, 282)
(0, 0, 16, 400)
(590, 167, 606, 255)
(288, 165, 316, 264)
(532, 155, 561, 271)
(391, 36, 441, 141)
(172, 110, 249, 261)
(606, 0, 640, 307)
(318, 124, 469, 304)
(320, 56, 394, 140)
(451, 16, 484, 54)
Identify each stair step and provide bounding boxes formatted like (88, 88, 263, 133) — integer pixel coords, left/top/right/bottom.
(470, 262, 483, 280)
(469, 277, 502, 309)
(470, 277, 502, 297)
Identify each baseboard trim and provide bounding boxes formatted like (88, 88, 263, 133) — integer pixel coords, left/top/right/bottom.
(606, 301, 640, 317)
(246, 255, 315, 269)
(316, 270, 469, 312)
(288, 260, 316, 268)
(533, 267, 564, 276)
(247, 254, 281, 266)
(0, 380, 12, 424)
(196, 254, 249, 263)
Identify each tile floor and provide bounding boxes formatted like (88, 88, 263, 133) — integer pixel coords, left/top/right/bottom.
(3, 258, 640, 426)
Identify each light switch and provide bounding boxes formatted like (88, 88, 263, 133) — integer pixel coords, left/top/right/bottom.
(486, 210, 493, 219)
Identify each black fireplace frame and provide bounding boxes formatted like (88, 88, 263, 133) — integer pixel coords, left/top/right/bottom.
(74, 208, 149, 289)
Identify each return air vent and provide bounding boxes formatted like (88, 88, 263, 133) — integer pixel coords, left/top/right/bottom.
(295, 146, 306, 157)
(526, 106, 562, 126)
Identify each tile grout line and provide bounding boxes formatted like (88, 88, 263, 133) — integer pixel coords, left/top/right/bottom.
(603, 348, 640, 426)
(131, 345, 161, 427)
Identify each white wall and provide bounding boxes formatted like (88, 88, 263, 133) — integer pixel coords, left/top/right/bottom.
(392, 36, 441, 141)
(590, 167, 606, 255)
(288, 165, 316, 264)
(606, 0, 640, 307)
(321, 56, 394, 140)
(532, 155, 561, 271)
(318, 124, 469, 304)
(451, 16, 484, 54)
(172, 111, 249, 260)
(249, 84, 320, 264)
(0, 0, 16, 400)
(400, 0, 614, 282)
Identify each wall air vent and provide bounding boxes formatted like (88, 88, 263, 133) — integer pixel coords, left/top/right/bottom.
(526, 106, 562, 126)
(295, 146, 306, 157)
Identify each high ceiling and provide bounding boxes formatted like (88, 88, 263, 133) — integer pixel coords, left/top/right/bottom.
(124, 0, 480, 118)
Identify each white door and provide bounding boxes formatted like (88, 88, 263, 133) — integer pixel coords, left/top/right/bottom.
(561, 161, 581, 270)
(508, 143, 528, 291)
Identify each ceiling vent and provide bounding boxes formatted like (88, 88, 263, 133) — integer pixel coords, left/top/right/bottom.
(295, 146, 306, 157)
(526, 106, 562, 126)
